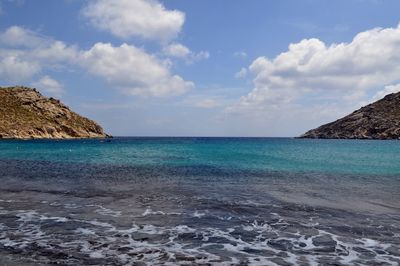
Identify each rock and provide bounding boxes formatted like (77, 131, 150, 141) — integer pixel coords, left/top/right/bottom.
(0, 86, 109, 139)
(300, 92, 400, 139)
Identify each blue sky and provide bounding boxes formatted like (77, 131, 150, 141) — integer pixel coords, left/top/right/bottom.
(1, 0, 400, 136)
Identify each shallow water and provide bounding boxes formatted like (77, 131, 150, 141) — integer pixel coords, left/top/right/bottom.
(0, 138, 399, 265)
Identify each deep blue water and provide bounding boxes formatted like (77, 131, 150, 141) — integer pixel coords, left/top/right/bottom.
(0, 138, 399, 265)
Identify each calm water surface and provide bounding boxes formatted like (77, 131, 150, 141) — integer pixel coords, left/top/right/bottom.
(0, 137, 399, 265)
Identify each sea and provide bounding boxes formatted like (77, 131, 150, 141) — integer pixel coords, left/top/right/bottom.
(0, 137, 399, 265)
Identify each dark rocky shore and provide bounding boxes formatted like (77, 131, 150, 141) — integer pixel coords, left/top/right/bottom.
(0, 86, 108, 139)
(301, 92, 400, 139)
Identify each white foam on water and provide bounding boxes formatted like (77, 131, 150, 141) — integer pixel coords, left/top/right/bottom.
(299, 225, 399, 265)
(142, 207, 181, 217)
(0, 199, 21, 203)
(361, 237, 391, 249)
(63, 203, 80, 209)
(87, 204, 122, 217)
(16, 210, 38, 222)
(39, 215, 68, 223)
(89, 250, 105, 259)
(193, 210, 206, 218)
(0, 236, 18, 248)
(296, 235, 315, 250)
(252, 220, 273, 232)
(142, 208, 165, 216)
(0, 206, 399, 265)
(75, 228, 96, 235)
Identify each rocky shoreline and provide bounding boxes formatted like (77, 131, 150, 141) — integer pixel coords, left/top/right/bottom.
(301, 92, 400, 140)
(0, 86, 109, 139)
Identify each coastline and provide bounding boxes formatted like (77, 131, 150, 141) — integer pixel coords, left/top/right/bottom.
(0, 135, 112, 140)
(0, 138, 399, 264)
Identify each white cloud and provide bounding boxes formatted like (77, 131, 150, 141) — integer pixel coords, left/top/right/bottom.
(372, 83, 400, 102)
(32, 75, 64, 97)
(226, 23, 400, 135)
(191, 51, 210, 62)
(163, 43, 190, 58)
(81, 42, 193, 97)
(82, 0, 185, 42)
(0, 26, 45, 48)
(33, 41, 79, 64)
(0, 26, 193, 97)
(0, 26, 78, 82)
(234, 23, 400, 111)
(0, 26, 79, 64)
(234, 51, 247, 58)
(235, 67, 247, 79)
(195, 98, 220, 109)
(179, 95, 224, 109)
(163, 43, 209, 63)
(0, 56, 40, 83)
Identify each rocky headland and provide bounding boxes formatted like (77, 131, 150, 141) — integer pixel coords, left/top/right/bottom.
(0, 86, 108, 139)
(300, 92, 400, 139)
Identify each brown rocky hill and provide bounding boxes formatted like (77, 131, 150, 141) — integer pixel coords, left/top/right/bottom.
(0, 86, 108, 139)
(300, 92, 400, 139)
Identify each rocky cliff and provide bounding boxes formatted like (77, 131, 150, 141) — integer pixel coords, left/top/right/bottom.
(300, 92, 400, 139)
(0, 86, 108, 139)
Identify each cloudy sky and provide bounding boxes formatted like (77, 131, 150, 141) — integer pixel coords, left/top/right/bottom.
(1, 0, 400, 136)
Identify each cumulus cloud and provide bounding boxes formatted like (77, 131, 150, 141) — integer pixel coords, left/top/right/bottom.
(235, 68, 247, 79)
(0, 26, 79, 64)
(0, 56, 40, 83)
(234, 51, 247, 58)
(372, 83, 400, 102)
(33, 41, 79, 64)
(191, 51, 210, 62)
(32, 75, 64, 97)
(163, 43, 209, 63)
(82, 0, 185, 42)
(194, 98, 220, 109)
(163, 43, 190, 58)
(179, 95, 224, 109)
(81, 43, 193, 97)
(225, 23, 400, 135)
(0, 26, 193, 97)
(0, 26, 46, 48)
(0, 26, 78, 82)
(234, 23, 400, 111)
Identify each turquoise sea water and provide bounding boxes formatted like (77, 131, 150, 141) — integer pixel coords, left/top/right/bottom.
(0, 137, 400, 175)
(0, 138, 399, 265)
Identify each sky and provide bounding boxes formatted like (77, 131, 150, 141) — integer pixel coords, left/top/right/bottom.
(1, 0, 400, 137)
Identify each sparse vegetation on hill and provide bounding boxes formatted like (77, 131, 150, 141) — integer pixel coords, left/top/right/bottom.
(301, 92, 400, 139)
(0, 86, 108, 139)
